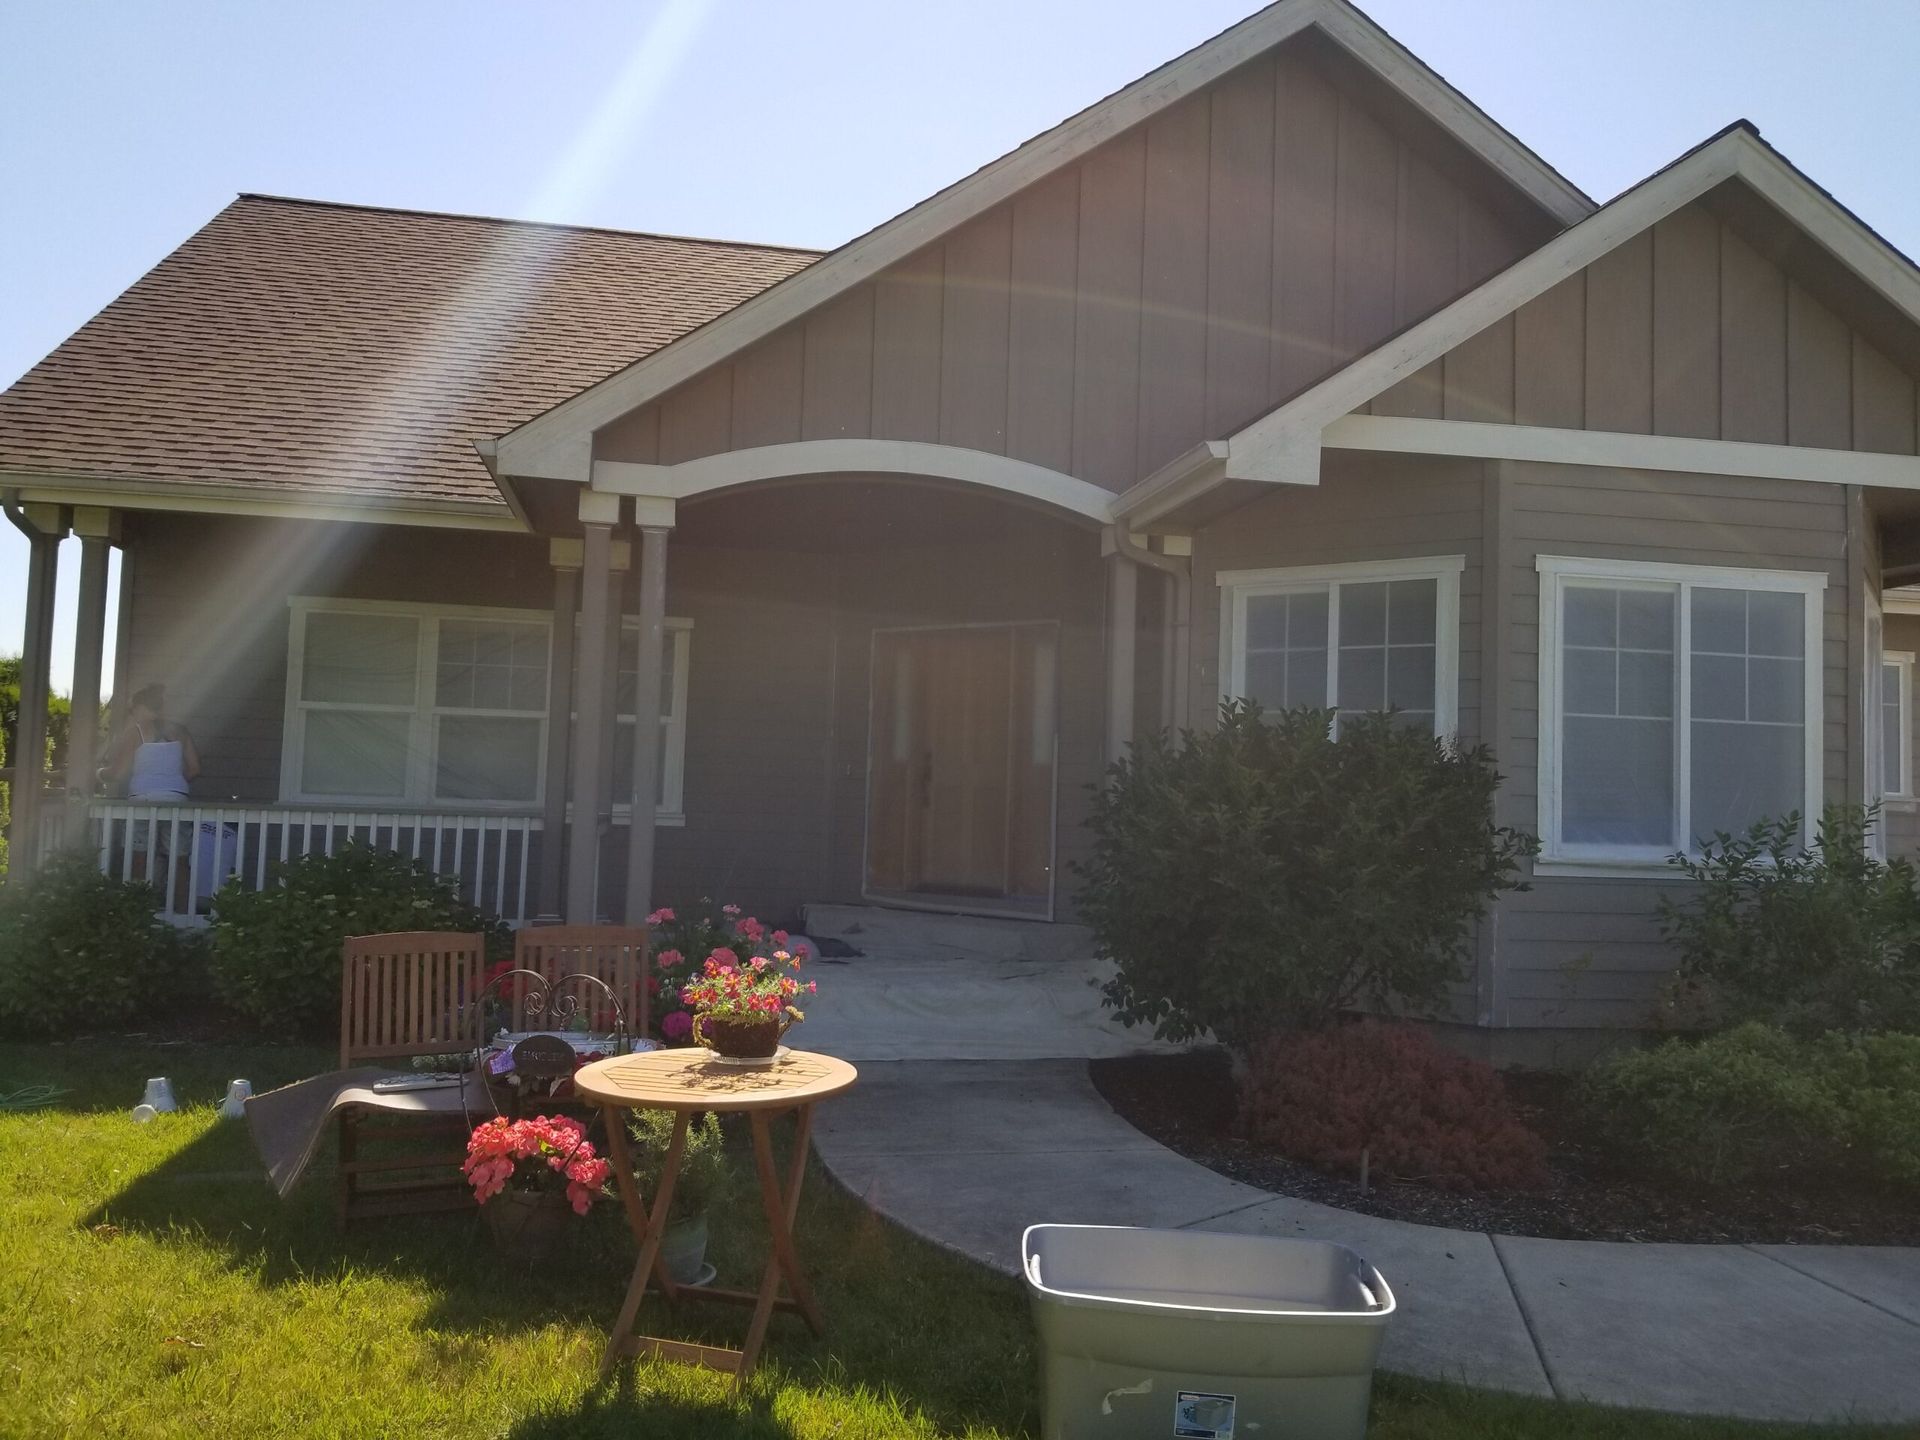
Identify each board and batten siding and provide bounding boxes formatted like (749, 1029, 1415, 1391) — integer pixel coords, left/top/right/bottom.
(1359, 198, 1920, 456)
(1496, 460, 1851, 1028)
(595, 40, 1552, 493)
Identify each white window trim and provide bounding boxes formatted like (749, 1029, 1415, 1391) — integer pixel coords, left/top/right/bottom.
(1535, 555, 1825, 876)
(282, 596, 691, 818)
(1217, 554, 1465, 738)
(1882, 650, 1913, 803)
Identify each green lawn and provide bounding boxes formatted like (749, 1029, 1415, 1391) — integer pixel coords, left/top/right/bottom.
(0, 1041, 1897, 1439)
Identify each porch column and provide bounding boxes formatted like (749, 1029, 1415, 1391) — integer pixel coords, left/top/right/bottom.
(536, 548, 580, 919)
(65, 509, 115, 841)
(1103, 535, 1138, 766)
(565, 493, 621, 922)
(622, 516, 672, 922)
(3, 499, 67, 873)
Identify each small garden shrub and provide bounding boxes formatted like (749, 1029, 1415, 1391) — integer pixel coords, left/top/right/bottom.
(1080, 701, 1536, 1052)
(209, 843, 508, 1036)
(1661, 807, 1920, 1036)
(1580, 1023, 1845, 1188)
(1239, 1021, 1550, 1192)
(1820, 1030, 1920, 1189)
(0, 849, 192, 1034)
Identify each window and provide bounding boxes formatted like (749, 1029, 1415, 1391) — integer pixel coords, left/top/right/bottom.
(284, 599, 691, 814)
(1537, 557, 1824, 867)
(1882, 652, 1913, 800)
(1218, 556, 1463, 736)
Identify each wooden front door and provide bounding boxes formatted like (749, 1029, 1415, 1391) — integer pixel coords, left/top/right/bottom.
(866, 624, 1056, 911)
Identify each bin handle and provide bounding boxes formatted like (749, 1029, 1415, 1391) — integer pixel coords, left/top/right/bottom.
(1024, 1254, 1042, 1287)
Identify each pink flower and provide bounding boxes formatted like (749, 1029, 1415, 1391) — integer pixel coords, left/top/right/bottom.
(708, 947, 738, 972)
(661, 1010, 693, 1041)
(736, 916, 766, 943)
(750, 955, 769, 972)
(655, 948, 683, 970)
(721, 904, 741, 916)
(772, 929, 790, 946)
(645, 907, 675, 925)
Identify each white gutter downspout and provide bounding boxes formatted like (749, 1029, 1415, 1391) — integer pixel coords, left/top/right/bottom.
(1111, 527, 1192, 733)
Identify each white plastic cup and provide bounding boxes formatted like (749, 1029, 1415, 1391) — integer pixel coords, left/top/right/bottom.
(141, 1077, 178, 1113)
(220, 1079, 253, 1119)
(131, 1103, 158, 1124)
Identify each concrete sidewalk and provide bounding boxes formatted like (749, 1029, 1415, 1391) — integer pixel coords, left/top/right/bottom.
(813, 1058, 1920, 1427)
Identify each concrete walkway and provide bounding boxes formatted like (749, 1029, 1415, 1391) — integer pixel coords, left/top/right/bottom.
(813, 1061, 1920, 1426)
(792, 913, 1920, 1426)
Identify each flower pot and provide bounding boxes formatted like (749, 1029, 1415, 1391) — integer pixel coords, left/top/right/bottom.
(692, 1013, 789, 1059)
(660, 1213, 710, 1286)
(481, 1187, 575, 1261)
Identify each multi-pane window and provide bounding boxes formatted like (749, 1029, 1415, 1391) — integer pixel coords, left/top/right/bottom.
(609, 621, 692, 815)
(1883, 654, 1913, 799)
(433, 619, 550, 803)
(284, 600, 690, 813)
(1538, 557, 1823, 864)
(1221, 557, 1462, 737)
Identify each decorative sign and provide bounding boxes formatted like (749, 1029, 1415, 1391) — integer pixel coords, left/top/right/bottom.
(510, 1033, 578, 1080)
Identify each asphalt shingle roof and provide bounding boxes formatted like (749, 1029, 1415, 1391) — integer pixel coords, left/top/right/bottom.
(0, 194, 818, 508)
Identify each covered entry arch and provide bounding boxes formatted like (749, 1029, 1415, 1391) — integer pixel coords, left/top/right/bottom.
(556, 441, 1135, 926)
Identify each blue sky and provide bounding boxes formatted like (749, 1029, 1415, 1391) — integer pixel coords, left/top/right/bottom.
(4, 0, 1918, 693)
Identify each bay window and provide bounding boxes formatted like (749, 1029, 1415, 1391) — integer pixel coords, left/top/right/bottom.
(1536, 556, 1824, 867)
(284, 598, 691, 814)
(1218, 556, 1463, 736)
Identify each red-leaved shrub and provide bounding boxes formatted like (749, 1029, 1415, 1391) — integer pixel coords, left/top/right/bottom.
(1239, 1021, 1549, 1192)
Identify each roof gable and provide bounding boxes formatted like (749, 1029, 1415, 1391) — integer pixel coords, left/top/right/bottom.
(495, 0, 1591, 482)
(1219, 125, 1920, 486)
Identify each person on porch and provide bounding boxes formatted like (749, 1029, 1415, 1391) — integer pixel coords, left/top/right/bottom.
(101, 683, 204, 910)
(102, 683, 200, 800)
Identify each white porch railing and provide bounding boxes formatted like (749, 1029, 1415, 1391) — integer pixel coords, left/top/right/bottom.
(80, 802, 546, 927)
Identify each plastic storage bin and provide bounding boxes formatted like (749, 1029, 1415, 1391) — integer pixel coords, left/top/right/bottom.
(1023, 1224, 1394, 1440)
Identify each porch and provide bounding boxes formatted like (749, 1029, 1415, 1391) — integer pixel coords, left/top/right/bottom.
(3, 461, 1182, 929)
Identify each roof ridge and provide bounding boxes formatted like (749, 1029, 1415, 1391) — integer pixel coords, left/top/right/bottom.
(232, 192, 826, 257)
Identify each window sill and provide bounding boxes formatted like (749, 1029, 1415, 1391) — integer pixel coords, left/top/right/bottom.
(612, 810, 686, 828)
(1531, 857, 1693, 881)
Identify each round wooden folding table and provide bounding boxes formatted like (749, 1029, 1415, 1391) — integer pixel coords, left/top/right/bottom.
(574, 1047, 858, 1386)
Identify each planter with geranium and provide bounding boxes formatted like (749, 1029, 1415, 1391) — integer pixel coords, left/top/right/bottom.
(462, 1114, 611, 1259)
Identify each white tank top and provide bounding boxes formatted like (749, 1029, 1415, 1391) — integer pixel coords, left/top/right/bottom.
(128, 722, 190, 800)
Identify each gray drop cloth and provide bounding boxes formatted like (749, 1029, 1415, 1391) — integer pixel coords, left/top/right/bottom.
(244, 1067, 495, 1198)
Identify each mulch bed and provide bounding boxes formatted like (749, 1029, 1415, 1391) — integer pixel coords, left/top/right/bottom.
(1090, 1050, 1920, 1245)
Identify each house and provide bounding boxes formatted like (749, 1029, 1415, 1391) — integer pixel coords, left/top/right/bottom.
(5, 0, 1919, 1055)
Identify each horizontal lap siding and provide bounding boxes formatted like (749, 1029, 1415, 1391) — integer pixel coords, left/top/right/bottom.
(598, 40, 1551, 492)
(1409, 198, 1920, 455)
(1499, 461, 1850, 1027)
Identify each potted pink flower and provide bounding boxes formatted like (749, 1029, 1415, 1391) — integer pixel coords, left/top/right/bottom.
(646, 900, 816, 1056)
(463, 1114, 611, 1257)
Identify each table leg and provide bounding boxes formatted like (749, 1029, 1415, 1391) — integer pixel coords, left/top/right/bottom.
(597, 1104, 682, 1305)
(598, 1107, 688, 1382)
(735, 1105, 824, 1382)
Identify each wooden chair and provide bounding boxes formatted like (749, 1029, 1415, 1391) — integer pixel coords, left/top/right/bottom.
(511, 924, 652, 1045)
(336, 931, 490, 1224)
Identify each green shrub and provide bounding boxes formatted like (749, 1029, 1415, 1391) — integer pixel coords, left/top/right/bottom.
(1661, 807, 1920, 1035)
(626, 1107, 736, 1220)
(1240, 1021, 1549, 1192)
(209, 843, 508, 1036)
(0, 849, 192, 1034)
(1580, 1023, 1847, 1188)
(1079, 702, 1536, 1052)
(1815, 1030, 1920, 1189)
